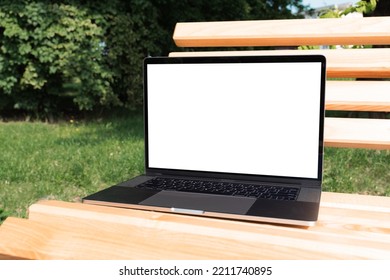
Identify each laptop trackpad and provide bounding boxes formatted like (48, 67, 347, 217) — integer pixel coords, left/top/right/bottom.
(139, 190, 256, 215)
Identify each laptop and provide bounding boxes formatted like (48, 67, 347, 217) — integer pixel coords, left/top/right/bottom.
(83, 55, 326, 226)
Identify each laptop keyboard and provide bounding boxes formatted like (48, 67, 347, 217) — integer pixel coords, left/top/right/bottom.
(136, 177, 300, 201)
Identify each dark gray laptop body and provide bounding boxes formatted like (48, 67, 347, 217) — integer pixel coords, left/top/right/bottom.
(83, 55, 326, 226)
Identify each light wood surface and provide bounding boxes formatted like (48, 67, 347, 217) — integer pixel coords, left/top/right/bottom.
(173, 17, 390, 47)
(169, 48, 390, 78)
(0, 193, 389, 260)
(326, 81, 390, 111)
(324, 117, 390, 149)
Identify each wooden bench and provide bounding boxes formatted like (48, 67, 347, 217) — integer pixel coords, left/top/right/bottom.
(170, 16, 390, 149)
(0, 193, 389, 259)
(1, 16, 390, 261)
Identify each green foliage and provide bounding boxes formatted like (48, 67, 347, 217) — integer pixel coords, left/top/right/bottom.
(0, 1, 117, 117)
(341, 0, 377, 16)
(0, 207, 7, 222)
(152, 0, 308, 54)
(319, 0, 377, 18)
(300, 0, 379, 50)
(94, 1, 163, 110)
(0, 0, 308, 118)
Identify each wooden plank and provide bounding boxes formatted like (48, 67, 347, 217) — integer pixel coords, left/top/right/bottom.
(0, 195, 388, 260)
(324, 117, 390, 149)
(173, 17, 390, 47)
(0, 218, 47, 260)
(326, 81, 390, 112)
(169, 48, 390, 78)
(321, 192, 390, 210)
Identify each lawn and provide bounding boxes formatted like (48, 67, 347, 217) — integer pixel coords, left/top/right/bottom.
(1, 112, 389, 222)
(0, 112, 144, 221)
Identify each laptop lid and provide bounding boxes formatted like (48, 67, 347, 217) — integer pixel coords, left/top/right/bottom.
(144, 55, 326, 187)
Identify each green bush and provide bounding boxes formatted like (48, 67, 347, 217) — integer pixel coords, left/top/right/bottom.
(0, 0, 162, 118)
(0, 0, 307, 118)
(93, 1, 162, 110)
(0, 207, 7, 222)
(0, 1, 117, 117)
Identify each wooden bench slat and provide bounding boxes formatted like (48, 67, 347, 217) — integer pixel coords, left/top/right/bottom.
(0, 196, 389, 260)
(169, 48, 390, 78)
(324, 117, 390, 149)
(0, 218, 46, 260)
(326, 81, 390, 112)
(173, 16, 390, 149)
(174, 17, 390, 47)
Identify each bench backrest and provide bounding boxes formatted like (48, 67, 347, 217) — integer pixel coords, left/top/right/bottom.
(171, 17, 390, 78)
(173, 17, 390, 47)
(170, 16, 390, 149)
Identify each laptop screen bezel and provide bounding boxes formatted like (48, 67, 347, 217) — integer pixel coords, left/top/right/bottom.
(143, 55, 326, 187)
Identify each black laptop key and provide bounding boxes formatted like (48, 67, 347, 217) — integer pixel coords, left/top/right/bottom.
(136, 177, 300, 201)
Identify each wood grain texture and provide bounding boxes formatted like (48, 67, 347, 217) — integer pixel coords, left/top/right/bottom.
(169, 48, 390, 78)
(326, 81, 390, 111)
(324, 117, 390, 149)
(173, 17, 390, 47)
(0, 194, 389, 260)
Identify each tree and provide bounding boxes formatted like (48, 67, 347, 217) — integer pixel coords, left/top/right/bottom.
(368, 0, 390, 16)
(0, 0, 309, 118)
(152, 0, 308, 55)
(0, 1, 117, 118)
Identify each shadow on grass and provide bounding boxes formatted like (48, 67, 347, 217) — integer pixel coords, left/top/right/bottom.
(0, 208, 8, 223)
(55, 110, 144, 147)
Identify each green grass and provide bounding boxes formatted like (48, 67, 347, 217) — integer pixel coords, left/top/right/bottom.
(323, 148, 390, 196)
(0, 112, 144, 221)
(0, 112, 389, 222)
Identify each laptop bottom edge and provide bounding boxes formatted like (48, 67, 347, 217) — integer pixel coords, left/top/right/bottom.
(83, 197, 317, 227)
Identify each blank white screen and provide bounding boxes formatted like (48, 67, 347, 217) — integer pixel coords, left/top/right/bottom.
(147, 61, 322, 179)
